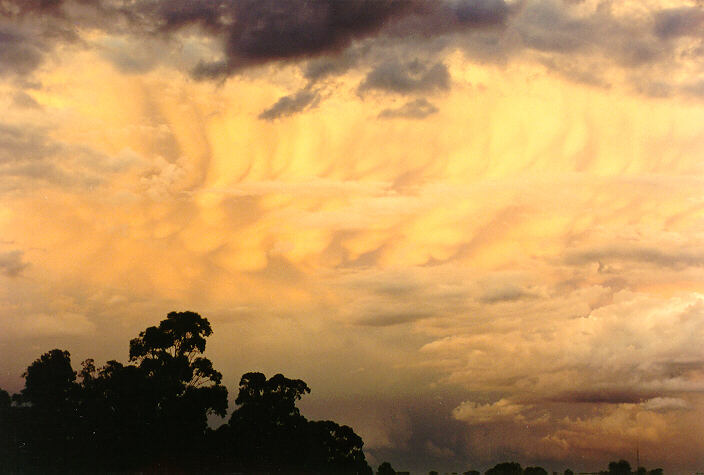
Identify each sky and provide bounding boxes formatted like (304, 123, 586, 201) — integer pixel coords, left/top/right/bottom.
(1, 0, 704, 472)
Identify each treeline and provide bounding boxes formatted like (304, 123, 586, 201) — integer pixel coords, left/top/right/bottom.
(400, 460, 664, 475)
(0, 311, 372, 473)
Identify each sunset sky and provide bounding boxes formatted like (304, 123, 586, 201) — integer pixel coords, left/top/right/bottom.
(1, 0, 704, 472)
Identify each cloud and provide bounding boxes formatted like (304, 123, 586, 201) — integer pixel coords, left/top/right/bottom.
(642, 396, 691, 412)
(565, 246, 704, 269)
(12, 91, 41, 109)
(192, 0, 414, 78)
(0, 250, 27, 277)
(453, 398, 528, 425)
(259, 89, 321, 120)
(478, 283, 534, 304)
(0, 123, 146, 190)
(0, 23, 46, 77)
(378, 98, 439, 119)
(16, 312, 97, 337)
(653, 7, 704, 39)
(359, 60, 450, 94)
(552, 389, 651, 404)
(355, 310, 433, 327)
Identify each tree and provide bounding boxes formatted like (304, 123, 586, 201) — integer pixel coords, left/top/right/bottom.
(219, 372, 370, 474)
(565, 469, 574, 475)
(12, 349, 79, 470)
(378, 461, 396, 474)
(608, 460, 632, 475)
(465, 471, 481, 475)
(15, 349, 76, 409)
(126, 311, 228, 467)
(306, 420, 372, 474)
(525, 467, 548, 475)
(486, 462, 523, 475)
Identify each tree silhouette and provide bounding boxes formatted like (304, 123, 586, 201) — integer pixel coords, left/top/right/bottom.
(216, 371, 371, 474)
(608, 460, 632, 475)
(126, 311, 227, 468)
(10, 349, 81, 470)
(486, 462, 523, 475)
(525, 467, 548, 475)
(2, 310, 372, 473)
(378, 461, 396, 474)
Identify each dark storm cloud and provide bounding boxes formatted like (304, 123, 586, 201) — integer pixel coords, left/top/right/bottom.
(193, 0, 414, 77)
(0, 250, 27, 277)
(359, 60, 450, 94)
(259, 89, 321, 120)
(3, 0, 703, 105)
(378, 98, 439, 119)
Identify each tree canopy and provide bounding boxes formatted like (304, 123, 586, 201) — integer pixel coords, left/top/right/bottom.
(0, 311, 371, 474)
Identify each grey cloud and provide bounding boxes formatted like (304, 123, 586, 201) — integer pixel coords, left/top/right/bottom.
(304, 46, 366, 82)
(552, 389, 652, 405)
(385, 0, 510, 38)
(378, 98, 438, 119)
(0, 124, 61, 164)
(0, 123, 144, 189)
(259, 89, 321, 121)
(683, 79, 704, 98)
(359, 60, 450, 94)
(539, 57, 611, 88)
(0, 250, 27, 277)
(0, 24, 46, 77)
(516, 1, 595, 54)
(478, 284, 533, 304)
(12, 91, 42, 109)
(565, 246, 704, 269)
(356, 310, 433, 327)
(653, 7, 704, 39)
